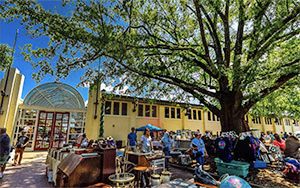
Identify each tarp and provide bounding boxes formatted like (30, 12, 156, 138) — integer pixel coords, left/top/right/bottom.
(135, 124, 163, 132)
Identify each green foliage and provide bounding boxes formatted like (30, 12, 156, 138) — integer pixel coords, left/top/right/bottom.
(0, 0, 299, 126)
(0, 44, 12, 71)
(251, 80, 300, 119)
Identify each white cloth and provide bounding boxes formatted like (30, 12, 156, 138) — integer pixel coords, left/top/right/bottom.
(81, 138, 88, 148)
(141, 135, 152, 153)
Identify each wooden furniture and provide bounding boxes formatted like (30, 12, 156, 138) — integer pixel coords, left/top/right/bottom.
(194, 182, 218, 188)
(127, 151, 164, 169)
(128, 152, 152, 167)
(86, 183, 112, 188)
(46, 148, 70, 185)
(98, 148, 116, 183)
(56, 153, 102, 187)
(133, 166, 149, 187)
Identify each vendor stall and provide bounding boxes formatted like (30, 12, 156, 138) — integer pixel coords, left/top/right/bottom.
(45, 139, 116, 187)
(127, 151, 165, 169)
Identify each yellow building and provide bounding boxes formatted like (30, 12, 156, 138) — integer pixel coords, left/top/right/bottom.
(85, 88, 300, 143)
(0, 68, 24, 137)
(85, 88, 221, 142)
(1, 68, 300, 151)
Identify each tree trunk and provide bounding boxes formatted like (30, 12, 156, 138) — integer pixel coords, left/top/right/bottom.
(219, 91, 250, 133)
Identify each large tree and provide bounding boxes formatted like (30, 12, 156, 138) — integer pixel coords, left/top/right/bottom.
(1, 0, 299, 132)
(251, 82, 300, 120)
(0, 44, 12, 71)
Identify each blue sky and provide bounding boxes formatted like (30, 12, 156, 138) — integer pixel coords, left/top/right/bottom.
(0, 1, 88, 101)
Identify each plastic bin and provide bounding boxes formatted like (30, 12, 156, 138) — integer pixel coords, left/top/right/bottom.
(253, 160, 267, 169)
(214, 158, 250, 177)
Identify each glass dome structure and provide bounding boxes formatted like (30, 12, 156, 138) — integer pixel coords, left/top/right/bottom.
(23, 82, 85, 109)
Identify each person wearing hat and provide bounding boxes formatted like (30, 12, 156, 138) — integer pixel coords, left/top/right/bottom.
(14, 131, 29, 166)
(161, 129, 172, 167)
(190, 132, 207, 166)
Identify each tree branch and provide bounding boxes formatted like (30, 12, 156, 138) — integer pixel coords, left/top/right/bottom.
(192, 0, 212, 64)
(185, 57, 218, 79)
(248, 5, 300, 60)
(232, 0, 245, 89)
(198, 3, 223, 64)
(112, 56, 219, 99)
(243, 71, 299, 112)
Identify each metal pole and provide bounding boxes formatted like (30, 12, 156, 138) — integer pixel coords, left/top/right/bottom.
(93, 60, 101, 119)
(0, 29, 19, 114)
(99, 99, 105, 138)
(99, 59, 104, 138)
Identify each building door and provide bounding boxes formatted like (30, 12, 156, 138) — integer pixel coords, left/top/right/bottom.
(34, 111, 69, 150)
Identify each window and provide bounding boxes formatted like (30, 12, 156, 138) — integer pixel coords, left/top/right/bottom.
(253, 117, 261, 124)
(113, 102, 120, 115)
(265, 118, 272, 125)
(275, 118, 281, 125)
(105, 101, 111, 115)
(138, 104, 144, 117)
(121, 103, 127, 116)
(258, 117, 261, 124)
(212, 114, 216, 121)
(152, 106, 157, 117)
(208, 111, 211, 121)
(176, 108, 181, 119)
(217, 116, 220, 121)
(285, 119, 290, 126)
(198, 111, 202, 120)
(193, 110, 197, 120)
(171, 108, 175, 118)
(165, 107, 170, 118)
(185, 109, 192, 119)
(145, 105, 150, 117)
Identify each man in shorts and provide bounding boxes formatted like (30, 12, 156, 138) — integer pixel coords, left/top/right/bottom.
(14, 131, 29, 165)
(0, 128, 11, 179)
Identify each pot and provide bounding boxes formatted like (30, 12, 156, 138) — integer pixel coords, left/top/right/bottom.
(161, 171, 171, 183)
(203, 164, 210, 171)
(151, 174, 161, 186)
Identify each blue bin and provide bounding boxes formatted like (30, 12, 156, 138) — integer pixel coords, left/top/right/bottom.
(253, 160, 267, 169)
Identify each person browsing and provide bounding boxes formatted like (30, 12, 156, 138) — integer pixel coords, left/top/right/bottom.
(127, 127, 137, 152)
(190, 132, 207, 167)
(0, 128, 10, 179)
(14, 131, 29, 166)
(141, 128, 152, 153)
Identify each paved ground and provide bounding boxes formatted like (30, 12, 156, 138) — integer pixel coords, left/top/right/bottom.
(0, 151, 195, 188)
(0, 151, 52, 188)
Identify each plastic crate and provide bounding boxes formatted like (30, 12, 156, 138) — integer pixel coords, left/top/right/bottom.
(214, 158, 250, 177)
(253, 160, 267, 169)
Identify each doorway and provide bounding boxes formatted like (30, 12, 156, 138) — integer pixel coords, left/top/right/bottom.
(34, 111, 69, 150)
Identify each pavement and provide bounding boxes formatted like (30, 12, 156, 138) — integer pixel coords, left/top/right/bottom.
(0, 151, 52, 188)
(0, 151, 195, 188)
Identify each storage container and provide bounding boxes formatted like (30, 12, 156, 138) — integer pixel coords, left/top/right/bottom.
(253, 160, 267, 169)
(214, 158, 250, 177)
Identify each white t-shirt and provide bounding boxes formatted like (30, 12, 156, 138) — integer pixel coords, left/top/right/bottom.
(141, 135, 152, 152)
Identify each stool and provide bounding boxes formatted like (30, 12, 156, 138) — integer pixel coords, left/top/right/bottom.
(133, 166, 148, 187)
